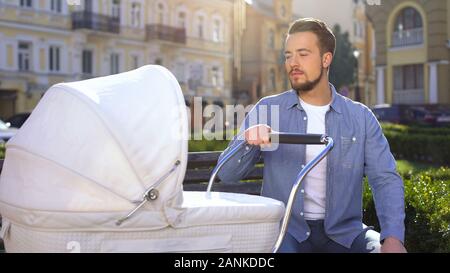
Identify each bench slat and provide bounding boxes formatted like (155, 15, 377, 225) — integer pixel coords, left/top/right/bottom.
(183, 181, 262, 195)
(184, 167, 263, 184)
(187, 152, 222, 168)
(188, 151, 263, 168)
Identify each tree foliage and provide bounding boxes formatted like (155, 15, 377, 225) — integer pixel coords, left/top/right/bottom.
(329, 24, 357, 91)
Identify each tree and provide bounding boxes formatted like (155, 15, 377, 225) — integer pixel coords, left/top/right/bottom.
(329, 24, 357, 92)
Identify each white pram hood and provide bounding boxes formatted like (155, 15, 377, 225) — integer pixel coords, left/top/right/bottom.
(0, 65, 188, 229)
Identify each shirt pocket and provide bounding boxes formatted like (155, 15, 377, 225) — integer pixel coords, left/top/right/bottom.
(340, 134, 364, 169)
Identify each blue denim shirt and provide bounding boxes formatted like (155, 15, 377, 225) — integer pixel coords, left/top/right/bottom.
(218, 84, 405, 248)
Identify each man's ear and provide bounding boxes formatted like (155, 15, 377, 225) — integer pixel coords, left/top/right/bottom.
(323, 53, 333, 69)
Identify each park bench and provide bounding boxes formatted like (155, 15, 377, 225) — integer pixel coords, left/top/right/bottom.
(0, 151, 264, 252)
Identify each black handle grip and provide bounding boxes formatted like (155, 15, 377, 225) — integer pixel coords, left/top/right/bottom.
(270, 133, 325, 145)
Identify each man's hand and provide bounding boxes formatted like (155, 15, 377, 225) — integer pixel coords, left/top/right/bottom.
(381, 237, 407, 253)
(245, 124, 272, 147)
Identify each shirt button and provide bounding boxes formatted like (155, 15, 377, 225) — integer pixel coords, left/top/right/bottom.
(300, 212, 304, 216)
(352, 137, 356, 142)
(245, 146, 250, 151)
(238, 159, 241, 163)
(301, 164, 305, 169)
(306, 232, 310, 236)
(303, 117, 307, 121)
(301, 189, 305, 194)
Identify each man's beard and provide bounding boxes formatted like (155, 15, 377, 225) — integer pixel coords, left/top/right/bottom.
(291, 66, 324, 93)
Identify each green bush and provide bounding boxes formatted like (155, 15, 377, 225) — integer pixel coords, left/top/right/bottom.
(381, 123, 450, 136)
(384, 131, 450, 165)
(188, 131, 234, 152)
(189, 138, 230, 152)
(363, 166, 450, 253)
(0, 143, 4, 159)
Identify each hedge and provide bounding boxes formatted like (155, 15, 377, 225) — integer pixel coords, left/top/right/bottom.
(0, 143, 4, 159)
(363, 167, 450, 253)
(381, 123, 450, 136)
(384, 131, 450, 165)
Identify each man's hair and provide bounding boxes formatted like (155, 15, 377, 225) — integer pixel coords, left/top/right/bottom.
(288, 18, 336, 56)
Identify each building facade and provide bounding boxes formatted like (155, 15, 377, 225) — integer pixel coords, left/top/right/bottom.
(367, 0, 450, 105)
(0, 0, 245, 119)
(293, 0, 377, 106)
(235, 0, 292, 104)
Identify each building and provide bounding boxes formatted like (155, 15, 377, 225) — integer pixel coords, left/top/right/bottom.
(367, 0, 450, 105)
(292, 0, 376, 106)
(0, 0, 245, 120)
(235, 0, 292, 104)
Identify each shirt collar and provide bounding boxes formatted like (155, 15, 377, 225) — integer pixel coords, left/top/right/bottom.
(286, 83, 343, 114)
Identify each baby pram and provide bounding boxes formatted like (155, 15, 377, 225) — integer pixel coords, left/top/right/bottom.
(0, 65, 333, 253)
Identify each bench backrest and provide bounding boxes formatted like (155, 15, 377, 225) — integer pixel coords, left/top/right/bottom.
(184, 152, 263, 195)
(0, 153, 263, 195)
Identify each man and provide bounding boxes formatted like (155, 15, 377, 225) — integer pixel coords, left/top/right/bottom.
(218, 18, 406, 253)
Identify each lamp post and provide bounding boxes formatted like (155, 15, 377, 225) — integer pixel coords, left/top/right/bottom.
(353, 49, 361, 102)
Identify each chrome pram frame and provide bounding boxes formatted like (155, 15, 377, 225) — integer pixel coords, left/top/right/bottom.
(206, 132, 334, 253)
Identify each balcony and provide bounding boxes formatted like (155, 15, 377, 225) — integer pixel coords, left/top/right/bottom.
(72, 11, 120, 34)
(146, 24, 186, 44)
(393, 89, 425, 104)
(392, 28, 423, 47)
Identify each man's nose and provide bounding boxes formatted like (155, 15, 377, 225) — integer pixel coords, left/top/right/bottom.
(288, 55, 300, 67)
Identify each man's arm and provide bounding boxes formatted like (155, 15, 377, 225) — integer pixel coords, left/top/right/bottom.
(217, 100, 269, 184)
(363, 108, 407, 253)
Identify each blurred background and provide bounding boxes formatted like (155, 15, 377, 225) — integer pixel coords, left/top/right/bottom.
(1, 0, 448, 123)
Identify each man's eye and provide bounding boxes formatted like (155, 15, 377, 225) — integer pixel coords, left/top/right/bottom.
(285, 55, 291, 59)
(300, 54, 308, 57)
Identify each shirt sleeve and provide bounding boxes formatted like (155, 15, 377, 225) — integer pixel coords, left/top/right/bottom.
(363, 107, 406, 244)
(217, 100, 267, 184)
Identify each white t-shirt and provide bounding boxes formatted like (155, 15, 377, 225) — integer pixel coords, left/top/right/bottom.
(299, 98, 330, 220)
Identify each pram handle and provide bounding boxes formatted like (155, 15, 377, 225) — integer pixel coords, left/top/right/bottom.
(207, 133, 329, 193)
(270, 133, 326, 145)
(271, 135, 333, 253)
(205, 132, 334, 253)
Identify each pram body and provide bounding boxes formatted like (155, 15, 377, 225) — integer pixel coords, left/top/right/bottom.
(0, 65, 334, 253)
(0, 65, 285, 253)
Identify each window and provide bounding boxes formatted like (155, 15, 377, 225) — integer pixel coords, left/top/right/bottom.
(82, 50, 93, 75)
(177, 11, 186, 28)
(84, 0, 93, 12)
(197, 15, 205, 39)
(211, 66, 219, 87)
(175, 62, 186, 83)
(131, 2, 141, 28)
(395, 7, 423, 31)
(213, 19, 221, 42)
(393, 64, 424, 104)
(280, 5, 286, 17)
(393, 7, 423, 47)
(269, 29, 275, 49)
(188, 63, 203, 90)
(20, 0, 32, 8)
(50, 0, 62, 13)
(269, 69, 276, 90)
(394, 64, 423, 90)
(157, 3, 164, 24)
(354, 21, 365, 38)
(112, 0, 120, 19)
(49, 46, 61, 72)
(110, 53, 120, 74)
(132, 55, 139, 69)
(18, 42, 31, 71)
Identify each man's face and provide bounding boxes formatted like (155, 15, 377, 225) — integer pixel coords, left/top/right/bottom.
(284, 32, 327, 92)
